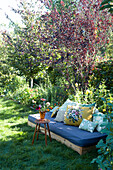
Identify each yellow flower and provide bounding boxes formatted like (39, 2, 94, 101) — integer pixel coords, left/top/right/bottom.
(85, 90, 93, 95)
(86, 90, 90, 95)
(75, 83, 78, 87)
(90, 91, 93, 95)
(103, 109, 106, 112)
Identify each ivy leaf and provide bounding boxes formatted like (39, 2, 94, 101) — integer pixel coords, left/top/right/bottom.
(101, 0, 111, 5)
(109, 8, 113, 12)
(101, 97, 106, 101)
(107, 102, 113, 106)
(100, 4, 113, 10)
(91, 158, 97, 163)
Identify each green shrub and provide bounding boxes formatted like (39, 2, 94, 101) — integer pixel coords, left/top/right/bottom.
(31, 81, 68, 108)
(4, 76, 68, 108)
(90, 59, 113, 93)
(69, 82, 113, 113)
(2, 75, 26, 95)
(12, 86, 36, 105)
(91, 97, 113, 170)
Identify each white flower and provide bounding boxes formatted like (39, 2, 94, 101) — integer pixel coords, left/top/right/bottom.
(32, 100, 36, 103)
(46, 102, 50, 107)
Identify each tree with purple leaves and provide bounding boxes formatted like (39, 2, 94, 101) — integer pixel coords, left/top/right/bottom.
(2, 0, 112, 91)
(40, 0, 112, 93)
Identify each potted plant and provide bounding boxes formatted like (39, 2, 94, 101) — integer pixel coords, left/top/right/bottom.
(36, 98, 51, 119)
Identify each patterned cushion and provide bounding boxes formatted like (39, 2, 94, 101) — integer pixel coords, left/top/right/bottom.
(64, 105, 94, 126)
(79, 119, 97, 133)
(54, 99, 77, 122)
(51, 106, 59, 118)
(93, 112, 108, 132)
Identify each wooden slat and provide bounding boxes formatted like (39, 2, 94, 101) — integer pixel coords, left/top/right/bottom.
(28, 120, 96, 155)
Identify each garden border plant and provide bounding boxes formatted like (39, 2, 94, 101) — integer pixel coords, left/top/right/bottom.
(91, 97, 113, 170)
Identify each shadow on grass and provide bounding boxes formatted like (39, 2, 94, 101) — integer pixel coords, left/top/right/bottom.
(0, 97, 34, 120)
(0, 129, 98, 170)
(1, 122, 98, 170)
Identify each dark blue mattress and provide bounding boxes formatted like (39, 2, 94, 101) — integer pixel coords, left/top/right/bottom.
(28, 112, 107, 147)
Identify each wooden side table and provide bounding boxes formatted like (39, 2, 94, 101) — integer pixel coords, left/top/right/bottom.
(32, 119, 52, 145)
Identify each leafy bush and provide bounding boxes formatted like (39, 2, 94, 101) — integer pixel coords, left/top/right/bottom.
(12, 86, 38, 105)
(91, 97, 113, 170)
(69, 82, 113, 112)
(4, 76, 68, 108)
(90, 59, 113, 93)
(30, 81, 68, 108)
(2, 75, 26, 96)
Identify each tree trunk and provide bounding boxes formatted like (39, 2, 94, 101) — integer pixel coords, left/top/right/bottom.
(31, 77, 33, 88)
(29, 77, 34, 88)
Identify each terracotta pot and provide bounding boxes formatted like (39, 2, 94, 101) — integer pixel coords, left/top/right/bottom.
(39, 111, 46, 119)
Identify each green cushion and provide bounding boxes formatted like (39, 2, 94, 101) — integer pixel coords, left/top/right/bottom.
(93, 112, 108, 132)
(79, 119, 97, 133)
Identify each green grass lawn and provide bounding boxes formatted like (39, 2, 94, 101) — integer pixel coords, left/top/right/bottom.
(0, 97, 98, 170)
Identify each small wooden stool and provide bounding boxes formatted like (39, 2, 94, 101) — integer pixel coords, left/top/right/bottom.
(32, 119, 52, 145)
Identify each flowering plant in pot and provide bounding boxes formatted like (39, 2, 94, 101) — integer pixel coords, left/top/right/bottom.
(36, 98, 51, 119)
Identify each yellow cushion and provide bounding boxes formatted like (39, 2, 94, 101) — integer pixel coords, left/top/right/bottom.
(51, 107, 59, 118)
(64, 105, 94, 126)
